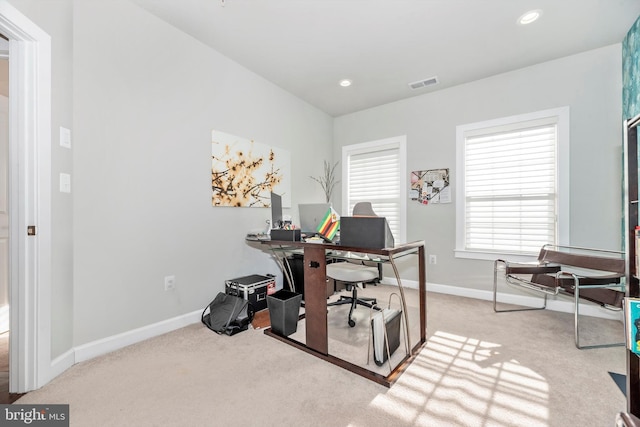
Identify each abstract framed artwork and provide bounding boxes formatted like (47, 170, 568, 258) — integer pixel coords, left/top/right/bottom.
(410, 168, 451, 204)
(211, 130, 291, 207)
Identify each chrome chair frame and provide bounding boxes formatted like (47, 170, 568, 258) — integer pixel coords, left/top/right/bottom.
(493, 244, 625, 349)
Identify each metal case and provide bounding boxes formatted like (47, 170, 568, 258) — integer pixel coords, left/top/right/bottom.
(224, 274, 276, 312)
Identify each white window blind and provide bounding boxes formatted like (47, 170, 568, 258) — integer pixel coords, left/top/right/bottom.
(343, 137, 406, 243)
(463, 119, 558, 255)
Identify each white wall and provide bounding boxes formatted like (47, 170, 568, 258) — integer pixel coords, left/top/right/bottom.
(334, 44, 623, 291)
(70, 0, 332, 346)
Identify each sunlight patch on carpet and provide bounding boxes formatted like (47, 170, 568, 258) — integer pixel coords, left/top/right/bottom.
(367, 331, 550, 426)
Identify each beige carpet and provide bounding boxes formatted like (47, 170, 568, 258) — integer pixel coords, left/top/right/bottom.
(17, 288, 626, 426)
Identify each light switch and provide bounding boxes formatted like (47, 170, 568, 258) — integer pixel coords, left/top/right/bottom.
(60, 127, 71, 149)
(59, 173, 71, 193)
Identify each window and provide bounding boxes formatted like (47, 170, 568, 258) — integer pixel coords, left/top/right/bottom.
(455, 107, 569, 260)
(342, 136, 407, 244)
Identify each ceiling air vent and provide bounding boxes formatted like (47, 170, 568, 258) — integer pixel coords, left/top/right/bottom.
(409, 76, 439, 90)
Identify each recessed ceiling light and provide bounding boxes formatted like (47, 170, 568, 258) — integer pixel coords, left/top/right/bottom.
(339, 79, 352, 87)
(518, 9, 542, 25)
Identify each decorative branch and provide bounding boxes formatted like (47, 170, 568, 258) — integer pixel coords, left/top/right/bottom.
(310, 160, 340, 203)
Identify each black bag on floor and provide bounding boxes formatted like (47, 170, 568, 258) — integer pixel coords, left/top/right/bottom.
(201, 292, 254, 336)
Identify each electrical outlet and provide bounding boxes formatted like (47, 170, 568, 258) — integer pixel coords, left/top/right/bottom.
(164, 275, 175, 291)
(429, 255, 437, 265)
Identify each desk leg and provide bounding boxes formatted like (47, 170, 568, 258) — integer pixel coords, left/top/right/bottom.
(304, 246, 328, 355)
(418, 245, 427, 343)
(389, 257, 411, 352)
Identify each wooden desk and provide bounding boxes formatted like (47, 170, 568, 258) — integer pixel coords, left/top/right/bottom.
(262, 240, 426, 387)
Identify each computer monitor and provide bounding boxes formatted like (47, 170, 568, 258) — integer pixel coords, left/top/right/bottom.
(340, 216, 394, 249)
(270, 192, 283, 229)
(298, 203, 331, 234)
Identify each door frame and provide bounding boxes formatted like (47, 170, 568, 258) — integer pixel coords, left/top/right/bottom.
(0, 2, 52, 392)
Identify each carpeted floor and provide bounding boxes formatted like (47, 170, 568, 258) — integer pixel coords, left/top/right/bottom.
(16, 288, 626, 426)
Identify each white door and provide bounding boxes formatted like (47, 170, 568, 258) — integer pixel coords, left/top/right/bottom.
(0, 92, 8, 334)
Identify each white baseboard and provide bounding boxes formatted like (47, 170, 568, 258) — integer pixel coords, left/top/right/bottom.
(49, 348, 75, 384)
(74, 309, 202, 364)
(60, 278, 620, 377)
(380, 277, 420, 289)
(380, 278, 622, 321)
(431, 282, 622, 320)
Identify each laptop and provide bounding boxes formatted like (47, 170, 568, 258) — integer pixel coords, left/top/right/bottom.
(298, 203, 331, 235)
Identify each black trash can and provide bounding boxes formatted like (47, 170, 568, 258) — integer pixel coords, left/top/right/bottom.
(267, 290, 302, 336)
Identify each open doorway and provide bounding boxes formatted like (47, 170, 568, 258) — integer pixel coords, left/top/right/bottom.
(0, 33, 18, 403)
(0, 33, 16, 403)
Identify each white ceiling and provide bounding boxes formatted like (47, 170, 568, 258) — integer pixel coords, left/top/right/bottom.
(133, 0, 640, 117)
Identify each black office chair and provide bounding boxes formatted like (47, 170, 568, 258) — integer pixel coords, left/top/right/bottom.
(327, 202, 380, 327)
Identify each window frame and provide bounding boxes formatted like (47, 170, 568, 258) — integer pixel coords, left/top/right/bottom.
(341, 136, 407, 244)
(455, 107, 570, 262)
